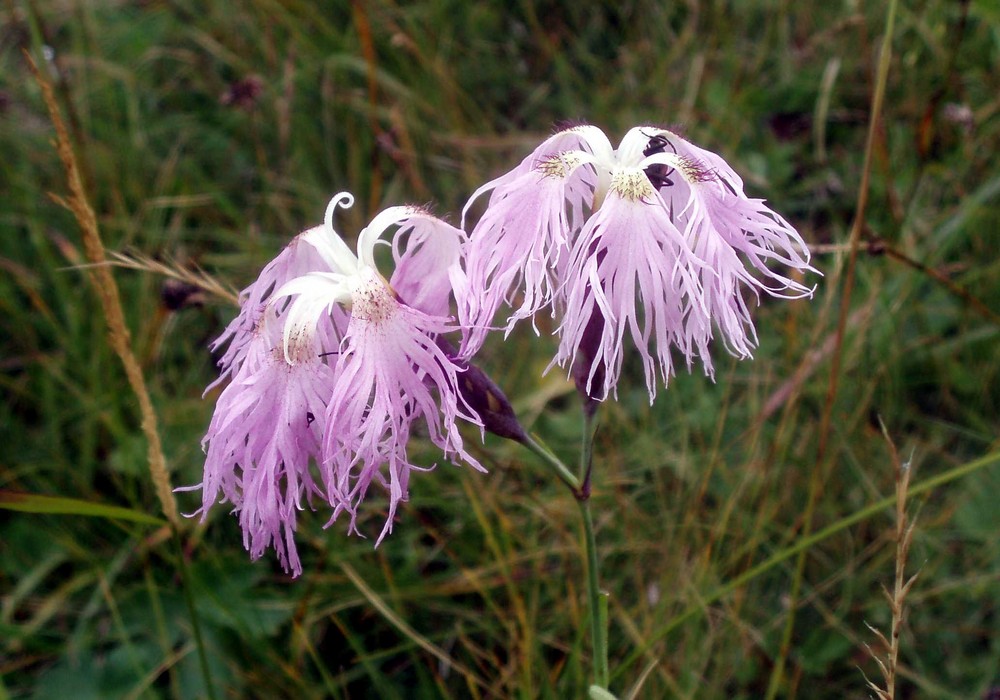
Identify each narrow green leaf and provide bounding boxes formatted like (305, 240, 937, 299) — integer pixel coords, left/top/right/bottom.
(0, 491, 166, 526)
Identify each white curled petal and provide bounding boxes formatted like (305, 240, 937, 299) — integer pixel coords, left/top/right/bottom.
(301, 225, 358, 275)
(301, 193, 361, 274)
(357, 206, 422, 269)
(617, 126, 658, 165)
(273, 273, 353, 364)
(568, 124, 615, 162)
(273, 272, 353, 303)
(299, 192, 362, 275)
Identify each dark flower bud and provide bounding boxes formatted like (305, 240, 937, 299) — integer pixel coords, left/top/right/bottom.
(571, 308, 606, 419)
(436, 336, 528, 443)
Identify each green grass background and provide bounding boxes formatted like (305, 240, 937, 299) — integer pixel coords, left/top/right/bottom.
(2, 0, 999, 697)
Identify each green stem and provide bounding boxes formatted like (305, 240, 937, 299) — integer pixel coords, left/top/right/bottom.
(579, 497, 610, 689)
(172, 528, 217, 700)
(578, 407, 609, 688)
(523, 433, 581, 492)
(520, 420, 611, 690)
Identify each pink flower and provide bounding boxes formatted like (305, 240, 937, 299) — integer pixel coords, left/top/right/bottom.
(461, 124, 817, 402)
(554, 168, 706, 402)
(460, 128, 599, 354)
(193, 305, 339, 576)
(195, 193, 483, 574)
(276, 198, 483, 542)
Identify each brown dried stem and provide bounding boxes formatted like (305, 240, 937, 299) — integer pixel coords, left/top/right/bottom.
(864, 420, 919, 700)
(27, 53, 180, 528)
(103, 251, 241, 307)
(767, 1, 899, 695)
(810, 240, 1000, 326)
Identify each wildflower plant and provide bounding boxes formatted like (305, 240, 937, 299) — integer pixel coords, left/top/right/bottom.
(192, 192, 484, 577)
(194, 124, 816, 694)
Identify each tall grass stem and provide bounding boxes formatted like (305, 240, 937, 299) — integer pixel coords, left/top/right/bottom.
(615, 448, 1000, 679)
(766, 0, 899, 694)
(26, 52, 179, 528)
(27, 51, 215, 699)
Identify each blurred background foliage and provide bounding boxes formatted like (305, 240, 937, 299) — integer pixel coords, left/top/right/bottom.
(1, 0, 999, 697)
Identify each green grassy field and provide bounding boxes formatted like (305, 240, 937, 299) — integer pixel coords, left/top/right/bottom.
(2, 1, 999, 698)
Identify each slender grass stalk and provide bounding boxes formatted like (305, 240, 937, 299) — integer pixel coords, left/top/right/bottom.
(350, 0, 385, 213)
(142, 559, 180, 699)
(27, 52, 216, 700)
(292, 621, 344, 700)
(170, 530, 216, 700)
(863, 421, 919, 700)
(767, 1, 899, 695)
(339, 561, 493, 697)
(614, 448, 1000, 680)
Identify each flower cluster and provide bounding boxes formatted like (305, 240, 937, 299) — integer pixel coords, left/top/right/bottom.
(192, 193, 483, 576)
(460, 124, 816, 402)
(194, 123, 815, 574)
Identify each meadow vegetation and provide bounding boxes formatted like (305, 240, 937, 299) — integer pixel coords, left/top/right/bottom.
(1, 1, 999, 697)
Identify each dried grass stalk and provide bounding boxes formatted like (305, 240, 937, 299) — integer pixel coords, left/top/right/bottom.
(863, 420, 919, 700)
(28, 53, 180, 527)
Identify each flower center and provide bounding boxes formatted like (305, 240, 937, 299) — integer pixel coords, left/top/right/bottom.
(609, 168, 657, 202)
(278, 334, 314, 366)
(350, 268, 398, 325)
(538, 152, 582, 179)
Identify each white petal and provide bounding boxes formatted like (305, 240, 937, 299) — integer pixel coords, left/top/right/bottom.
(356, 206, 422, 270)
(617, 126, 658, 166)
(300, 192, 361, 274)
(302, 225, 358, 275)
(569, 124, 615, 162)
(273, 273, 353, 364)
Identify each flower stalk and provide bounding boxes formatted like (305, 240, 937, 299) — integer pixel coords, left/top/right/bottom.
(520, 406, 609, 690)
(578, 407, 609, 689)
(579, 495, 610, 689)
